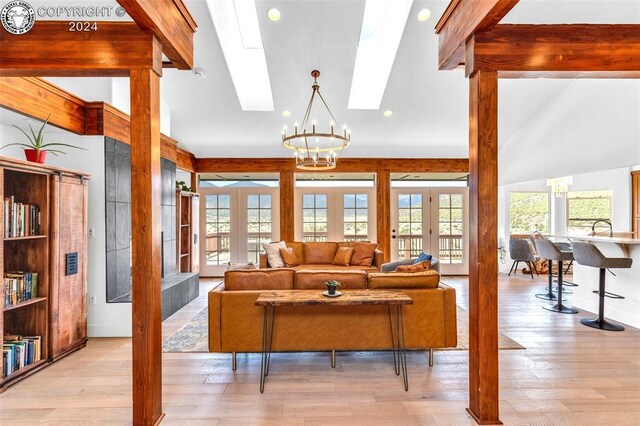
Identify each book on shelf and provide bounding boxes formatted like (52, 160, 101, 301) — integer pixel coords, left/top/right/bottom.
(2, 335, 42, 378)
(3, 196, 41, 238)
(3, 272, 38, 308)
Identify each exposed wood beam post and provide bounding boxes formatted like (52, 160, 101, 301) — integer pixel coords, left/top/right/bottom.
(279, 171, 295, 242)
(376, 170, 391, 262)
(190, 173, 198, 192)
(467, 24, 640, 78)
(130, 64, 164, 425)
(435, 0, 519, 70)
(467, 69, 500, 425)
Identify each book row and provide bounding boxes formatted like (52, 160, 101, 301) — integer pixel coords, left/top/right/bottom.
(3, 196, 41, 238)
(3, 272, 38, 308)
(2, 335, 42, 378)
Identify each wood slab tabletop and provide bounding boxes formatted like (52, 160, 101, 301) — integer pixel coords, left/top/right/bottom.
(255, 290, 413, 306)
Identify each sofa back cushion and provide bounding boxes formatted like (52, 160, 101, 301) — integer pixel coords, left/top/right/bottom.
(294, 269, 367, 289)
(350, 242, 378, 267)
(224, 269, 294, 291)
(367, 270, 439, 289)
(303, 242, 338, 264)
(280, 247, 301, 267)
(286, 242, 304, 264)
(332, 247, 355, 266)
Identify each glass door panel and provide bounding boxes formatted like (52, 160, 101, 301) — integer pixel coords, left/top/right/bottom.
(302, 193, 328, 241)
(246, 194, 273, 264)
(343, 193, 369, 242)
(396, 193, 424, 260)
(202, 193, 232, 275)
(431, 189, 468, 274)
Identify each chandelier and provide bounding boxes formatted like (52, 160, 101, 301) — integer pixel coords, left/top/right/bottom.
(282, 70, 350, 170)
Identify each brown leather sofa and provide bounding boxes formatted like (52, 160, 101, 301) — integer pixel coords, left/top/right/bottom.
(208, 264, 458, 366)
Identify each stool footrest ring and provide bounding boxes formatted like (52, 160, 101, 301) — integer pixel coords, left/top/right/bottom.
(591, 290, 625, 300)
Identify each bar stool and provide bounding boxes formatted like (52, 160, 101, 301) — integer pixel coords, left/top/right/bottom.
(572, 242, 632, 331)
(508, 238, 539, 279)
(534, 238, 578, 314)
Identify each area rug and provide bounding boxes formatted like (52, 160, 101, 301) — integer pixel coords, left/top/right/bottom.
(162, 305, 525, 353)
(162, 307, 209, 352)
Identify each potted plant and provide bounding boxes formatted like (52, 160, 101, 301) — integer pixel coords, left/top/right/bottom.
(1, 114, 86, 164)
(176, 180, 195, 192)
(324, 279, 341, 296)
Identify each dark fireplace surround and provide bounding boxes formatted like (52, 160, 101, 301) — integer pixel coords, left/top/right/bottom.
(104, 137, 198, 320)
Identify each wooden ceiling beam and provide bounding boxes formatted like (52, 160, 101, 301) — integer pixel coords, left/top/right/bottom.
(467, 24, 640, 78)
(116, 0, 197, 70)
(0, 77, 86, 134)
(195, 158, 469, 174)
(435, 0, 519, 70)
(0, 22, 162, 77)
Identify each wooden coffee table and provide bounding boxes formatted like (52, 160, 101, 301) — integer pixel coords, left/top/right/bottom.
(255, 290, 414, 392)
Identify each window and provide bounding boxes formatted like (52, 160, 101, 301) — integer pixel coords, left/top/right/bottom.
(397, 194, 423, 260)
(567, 190, 612, 232)
(247, 194, 272, 264)
(204, 194, 231, 265)
(302, 194, 328, 242)
(343, 194, 368, 241)
(509, 192, 550, 234)
(438, 194, 463, 264)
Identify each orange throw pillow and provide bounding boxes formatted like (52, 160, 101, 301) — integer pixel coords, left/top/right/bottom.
(395, 260, 431, 273)
(279, 247, 301, 267)
(350, 243, 378, 267)
(332, 247, 355, 266)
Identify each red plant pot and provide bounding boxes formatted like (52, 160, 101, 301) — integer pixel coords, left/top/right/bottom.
(24, 149, 46, 164)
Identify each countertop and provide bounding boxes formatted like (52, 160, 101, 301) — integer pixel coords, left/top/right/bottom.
(552, 234, 640, 245)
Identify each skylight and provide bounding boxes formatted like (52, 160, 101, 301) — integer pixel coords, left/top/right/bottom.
(206, 0, 274, 111)
(348, 0, 413, 110)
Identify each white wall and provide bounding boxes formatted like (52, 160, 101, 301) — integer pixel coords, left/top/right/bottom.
(499, 80, 640, 186)
(176, 169, 192, 186)
(0, 119, 132, 337)
(111, 78, 172, 136)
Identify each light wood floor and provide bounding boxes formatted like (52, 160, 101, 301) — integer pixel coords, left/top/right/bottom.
(1, 274, 639, 425)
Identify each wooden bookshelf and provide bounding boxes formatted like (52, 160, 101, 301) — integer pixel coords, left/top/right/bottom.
(0, 156, 89, 391)
(176, 191, 199, 273)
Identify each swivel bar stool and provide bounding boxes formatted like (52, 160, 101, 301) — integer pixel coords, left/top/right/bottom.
(572, 242, 632, 331)
(534, 238, 578, 314)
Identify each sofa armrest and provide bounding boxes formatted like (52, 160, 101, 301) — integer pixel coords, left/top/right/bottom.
(259, 252, 269, 269)
(438, 282, 458, 348)
(373, 250, 384, 270)
(208, 284, 225, 352)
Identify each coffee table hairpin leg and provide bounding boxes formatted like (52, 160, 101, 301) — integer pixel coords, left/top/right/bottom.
(388, 305, 409, 391)
(259, 304, 275, 393)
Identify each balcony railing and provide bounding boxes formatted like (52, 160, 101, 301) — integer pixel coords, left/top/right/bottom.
(398, 234, 463, 263)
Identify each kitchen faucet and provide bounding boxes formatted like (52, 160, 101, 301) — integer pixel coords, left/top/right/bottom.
(591, 219, 613, 237)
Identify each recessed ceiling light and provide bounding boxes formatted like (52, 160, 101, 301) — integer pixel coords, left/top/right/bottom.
(267, 8, 281, 21)
(193, 67, 207, 78)
(417, 8, 431, 22)
(383, 110, 393, 117)
(281, 110, 291, 117)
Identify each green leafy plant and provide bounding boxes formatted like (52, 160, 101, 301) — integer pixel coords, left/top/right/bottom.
(176, 180, 195, 192)
(324, 280, 341, 288)
(2, 114, 87, 156)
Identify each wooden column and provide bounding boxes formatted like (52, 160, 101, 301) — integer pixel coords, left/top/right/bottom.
(467, 69, 501, 425)
(632, 171, 640, 236)
(190, 172, 198, 192)
(279, 171, 295, 241)
(130, 67, 164, 426)
(376, 170, 391, 262)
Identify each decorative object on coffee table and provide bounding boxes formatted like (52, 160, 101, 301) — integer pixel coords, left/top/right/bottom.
(323, 279, 341, 296)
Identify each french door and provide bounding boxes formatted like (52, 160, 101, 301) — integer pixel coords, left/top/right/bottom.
(391, 188, 469, 275)
(199, 187, 279, 276)
(294, 188, 376, 242)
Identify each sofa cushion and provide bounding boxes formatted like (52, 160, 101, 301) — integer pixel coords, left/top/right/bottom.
(294, 269, 368, 290)
(291, 264, 377, 272)
(303, 242, 338, 264)
(350, 242, 378, 267)
(280, 247, 301, 267)
(332, 247, 355, 266)
(396, 260, 431, 273)
(262, 241, 286, 268)
(367, 270, 439, 289)
(286, 242, 304, 264)
(224, 269, 294, 291)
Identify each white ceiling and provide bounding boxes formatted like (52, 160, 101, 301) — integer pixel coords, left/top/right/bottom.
(2, 0, 639, 160)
